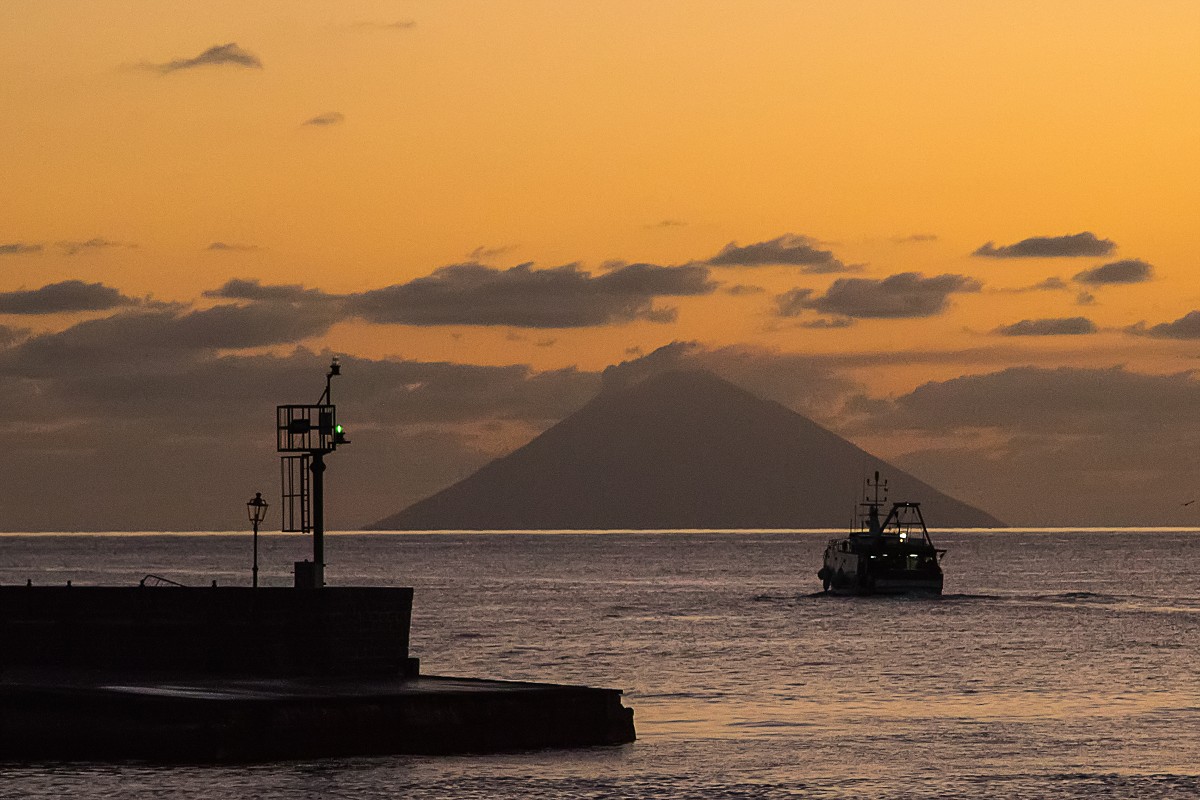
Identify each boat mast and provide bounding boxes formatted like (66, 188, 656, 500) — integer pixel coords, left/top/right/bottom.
(863, 470, 887, 535)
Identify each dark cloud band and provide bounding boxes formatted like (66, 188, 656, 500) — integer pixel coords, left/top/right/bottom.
(994, 317, 1097, 336)
(705, 234, 848, 272)
(347, 262, 715, 328)
(973, 232, 1115, 258)
(1128, 310, 1200, 339)
(0, 280, 137, 315)
(777, 272, 981, 319)
(1073, 259, 1153, 285)
(0, 243, 42, 256)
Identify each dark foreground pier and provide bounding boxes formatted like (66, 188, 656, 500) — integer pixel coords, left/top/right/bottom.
(0, 586, 635, 762)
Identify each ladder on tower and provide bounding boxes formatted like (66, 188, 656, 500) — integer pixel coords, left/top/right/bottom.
(281, 453, 311, 533)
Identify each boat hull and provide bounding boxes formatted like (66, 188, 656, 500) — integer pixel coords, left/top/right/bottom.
(823, 575, 944, 596)
(819, 541, 944, 596)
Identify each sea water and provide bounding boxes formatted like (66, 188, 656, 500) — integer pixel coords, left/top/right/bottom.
(1, 530, 1198, 799)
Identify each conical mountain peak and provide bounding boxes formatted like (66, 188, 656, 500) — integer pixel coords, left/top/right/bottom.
(368, 370, 1001, 530)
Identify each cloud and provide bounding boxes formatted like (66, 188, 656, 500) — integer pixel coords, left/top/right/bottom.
(347, 262, 715, 328)
(353, 20, 417, 30)
(0, 345, 601, 530)
(997, 276, 1069, 293)
(866, 365, 1200, 435)
(206, 242, 259, 252)
(973, 232, 1115, 258)
(776, 273, 982, 319)
(203, 278, 333, 304)
(724, 284, 765, 296)
(303, 112, 345, 126)
(993, 317, 1097, 336)
(800, 317, 855, 329)
(0, 243, 42, 255)
(0, 280, 138, 315)
(0, 325, 27, 347)
(1127, 310, 1200, 340)
(57, 238, 137, 256)
(890, 234, 938, 244)
(648, 219, 688, 229)
(468, 244, 519, 260)
(6, 319, 1199, 530)
(1072, 258, 1153, 285)
(846, 366, 1200, 524)
(0, 305, 342, 377)
(140, 43, 263, 74)
(705, 234, 848, 272)
(1077, 291, 1096, 305)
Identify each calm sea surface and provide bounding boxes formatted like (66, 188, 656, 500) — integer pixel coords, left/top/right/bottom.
(1, 530, 1198, 799)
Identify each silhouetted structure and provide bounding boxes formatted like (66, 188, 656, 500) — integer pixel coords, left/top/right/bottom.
(0, 362, 635, 761)
(817, 471, 946, 594)
(277, 358, 350, 587)
(369, 370, 1002, 530)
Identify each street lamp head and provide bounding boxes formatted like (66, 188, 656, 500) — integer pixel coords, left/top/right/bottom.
(328, 357, 340, 377)
(247, 491, 269, 524)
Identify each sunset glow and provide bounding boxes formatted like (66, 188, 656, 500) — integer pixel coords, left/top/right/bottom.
(2, 1, 1199, 528)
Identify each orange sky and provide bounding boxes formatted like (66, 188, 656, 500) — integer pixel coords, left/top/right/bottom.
(2, 1, 1199, 527)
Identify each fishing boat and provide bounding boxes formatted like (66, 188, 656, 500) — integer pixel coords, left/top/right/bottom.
(817, 472, 945, 595)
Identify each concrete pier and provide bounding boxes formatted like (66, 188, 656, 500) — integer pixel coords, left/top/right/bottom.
(0, 672, 635, 761)
(0, 586, 635, 761)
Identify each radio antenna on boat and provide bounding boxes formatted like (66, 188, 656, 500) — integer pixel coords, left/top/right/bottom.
(865, 470, 887, 507)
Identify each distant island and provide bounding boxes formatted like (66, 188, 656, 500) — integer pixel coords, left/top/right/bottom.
(368, 370, 1002, 530)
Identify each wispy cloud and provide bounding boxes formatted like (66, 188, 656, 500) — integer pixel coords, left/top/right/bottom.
(206, 241, 259, 252)
(57, 238, 137, 256)
(705, 234, 849, 272)
(352, 20, 417, 31)
(995, 276, 1069, 294)
(0, 243, 42, 256)
(724, 284, 765, 296)
(303, 112, 345, 126)
(203, 278, 330, 304)
(890, 234, 938, 244)
(777, 273, 981, 319)
(800, 317, 855, 329)
(1073, 258, 1153, 285)
(468, 244, 519, 260)
(973, 231, 1115, 258)
(994, 317, 1097, 336)
(648, 219, 688, 229)
(138, 43, 263, 74)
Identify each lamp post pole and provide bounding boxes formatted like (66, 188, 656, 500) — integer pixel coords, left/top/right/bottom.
(247, 492, 269, 588)
(252, 515, 260, 589)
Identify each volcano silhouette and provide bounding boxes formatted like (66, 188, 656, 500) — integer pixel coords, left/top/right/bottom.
(368, 370, 1002, 530)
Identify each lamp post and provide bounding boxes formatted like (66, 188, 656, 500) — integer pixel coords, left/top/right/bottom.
(247, 492, 269, 588)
